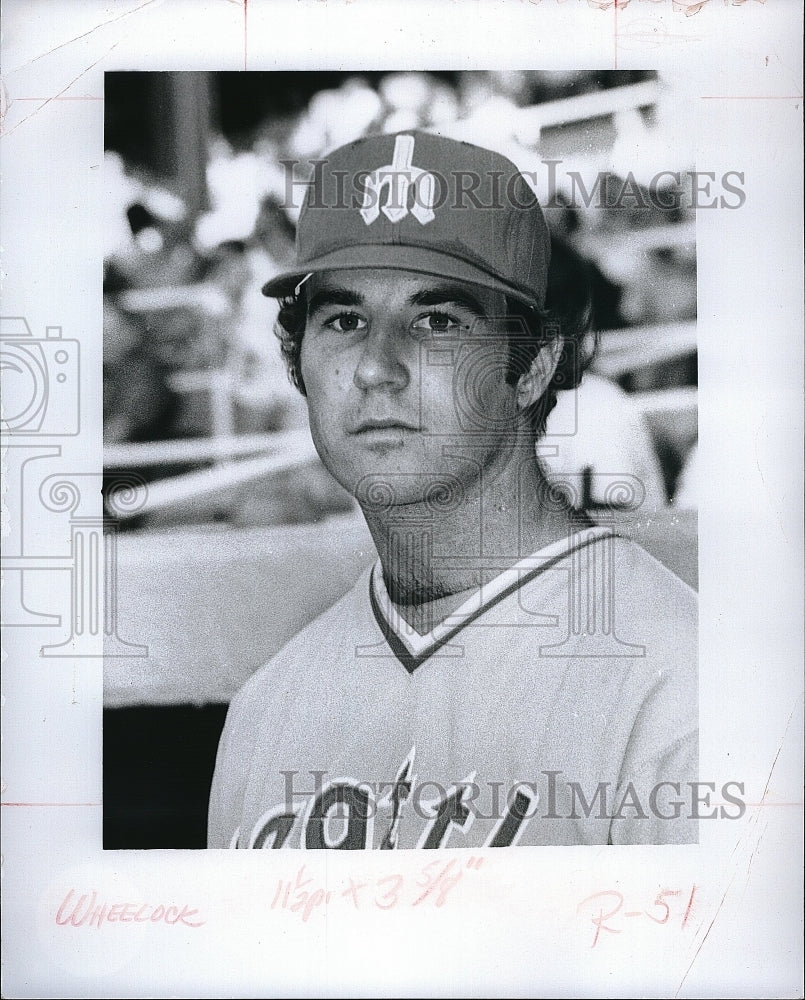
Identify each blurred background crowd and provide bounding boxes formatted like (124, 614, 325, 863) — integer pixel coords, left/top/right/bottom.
(103, 70, 699, 528)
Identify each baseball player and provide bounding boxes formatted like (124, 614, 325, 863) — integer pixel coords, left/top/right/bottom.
(208, 130, 697, 849)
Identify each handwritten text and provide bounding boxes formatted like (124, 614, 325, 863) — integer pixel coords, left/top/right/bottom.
(55, 890, 205, 929)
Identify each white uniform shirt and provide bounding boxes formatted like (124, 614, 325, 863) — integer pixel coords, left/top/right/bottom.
(208, 526, 697, 849)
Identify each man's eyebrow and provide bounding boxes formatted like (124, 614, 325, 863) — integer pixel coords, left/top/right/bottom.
(306, 288, 364, 316)
(409, 285, 491, 316)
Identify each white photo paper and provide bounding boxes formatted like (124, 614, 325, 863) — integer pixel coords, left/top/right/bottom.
(1, 1, 802, 996)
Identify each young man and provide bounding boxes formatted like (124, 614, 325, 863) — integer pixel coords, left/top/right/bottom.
(208, 130, 697, 849)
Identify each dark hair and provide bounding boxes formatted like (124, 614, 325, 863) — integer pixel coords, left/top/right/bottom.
(274, 239, 595, 437)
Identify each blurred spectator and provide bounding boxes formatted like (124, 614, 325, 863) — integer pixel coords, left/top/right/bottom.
(379, 73, 458, 133)
(103, 297, 178, 444)
(543, 373, 668, 511)
(289, 76, 383, 159)
(225, 197, 309, 434)
(195, 136, 264, 251)
(611, 244, 697, 327)
(547, 234, 625, 333)
(104, 152, 200, 293)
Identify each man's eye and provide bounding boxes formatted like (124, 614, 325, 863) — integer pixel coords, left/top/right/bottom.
(412, 311, 463, 334)
(325, 312, 367, 333)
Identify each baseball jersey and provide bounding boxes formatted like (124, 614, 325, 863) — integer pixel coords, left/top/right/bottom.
(208, 526, 698, 849)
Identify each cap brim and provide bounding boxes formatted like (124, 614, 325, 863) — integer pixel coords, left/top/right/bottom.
(261, 244, 544, 309)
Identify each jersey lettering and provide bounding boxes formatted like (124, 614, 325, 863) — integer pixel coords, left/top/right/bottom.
(238, 753, 536, 849)
(249, 806, 298, 849)
(303, 781, 374, 850)
(378, 748, 416, 850)
(417, 775, 476, 849)
(485, 786, 538, 847)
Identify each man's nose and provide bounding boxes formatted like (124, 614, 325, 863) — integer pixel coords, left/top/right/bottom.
(353, 324, 410, 391)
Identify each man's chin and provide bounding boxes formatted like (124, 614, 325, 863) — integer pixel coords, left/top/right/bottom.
(346, 463, 469, 515)
(358, 436, 411, 456)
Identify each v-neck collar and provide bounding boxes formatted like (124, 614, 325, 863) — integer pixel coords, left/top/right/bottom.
(368, 526, 615, 674)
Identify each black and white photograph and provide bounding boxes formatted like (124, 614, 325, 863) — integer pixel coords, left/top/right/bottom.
(1, 2, 802, 996)
(102, 70, 701, 852)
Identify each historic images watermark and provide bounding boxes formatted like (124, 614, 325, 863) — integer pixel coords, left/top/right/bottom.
(279, 152, 746, 216)
(230, 765, 746, 850)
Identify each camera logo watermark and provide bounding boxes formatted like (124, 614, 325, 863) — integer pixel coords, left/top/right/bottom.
(0, 317, 80, 436)
(1, 315, 148, 658)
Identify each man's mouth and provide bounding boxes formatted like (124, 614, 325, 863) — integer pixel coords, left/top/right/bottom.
(351, 418, 420, 434)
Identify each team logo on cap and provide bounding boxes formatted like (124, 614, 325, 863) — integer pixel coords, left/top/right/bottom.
(360, 134, 436, 227)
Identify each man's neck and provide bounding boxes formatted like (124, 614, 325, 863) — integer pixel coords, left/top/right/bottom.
(361, 450, 584, 632)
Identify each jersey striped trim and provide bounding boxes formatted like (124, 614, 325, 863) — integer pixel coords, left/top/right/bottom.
(369, 526, 616, 674)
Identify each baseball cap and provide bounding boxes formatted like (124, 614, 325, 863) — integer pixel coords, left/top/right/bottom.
(262, 130, 551, 309)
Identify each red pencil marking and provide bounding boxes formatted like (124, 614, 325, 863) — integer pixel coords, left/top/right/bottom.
(55, 890, 205, 928)
(341, 877, 368, 910)
(375, 874, 404, 910)
(681, 885, 697, 929)
(614, 0, 618, 70)
(2, 802, 101, 806)
(2, 39, 120, 139)
(675, 705, 798, 998)
(11, 97, 103, 102)
(578, 891, 623, 949)
(412, 860, 461, 908)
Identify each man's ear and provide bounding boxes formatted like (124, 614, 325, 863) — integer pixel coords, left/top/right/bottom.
(515, 338, 564, 411)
